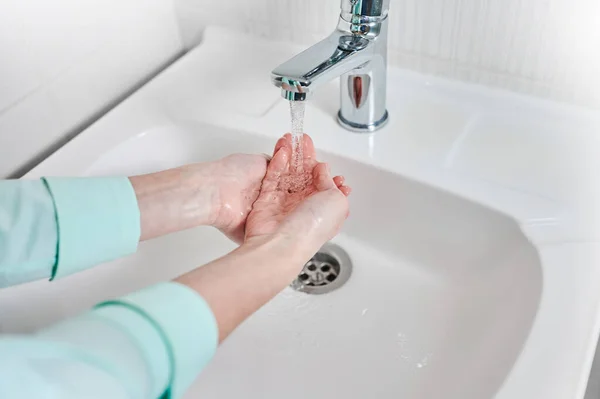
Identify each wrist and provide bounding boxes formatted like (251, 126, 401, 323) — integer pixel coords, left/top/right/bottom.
(130, 163, 219, 240)
(181, 161, 222, 228)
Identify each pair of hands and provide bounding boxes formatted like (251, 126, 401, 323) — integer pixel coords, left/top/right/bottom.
(209, 134, 351, 257)
(170, 134, 351, 343)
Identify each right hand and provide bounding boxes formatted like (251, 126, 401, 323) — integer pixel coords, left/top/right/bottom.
(245, 134, 351, 261)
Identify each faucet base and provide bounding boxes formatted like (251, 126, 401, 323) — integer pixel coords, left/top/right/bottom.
(337, 110, 389, 133)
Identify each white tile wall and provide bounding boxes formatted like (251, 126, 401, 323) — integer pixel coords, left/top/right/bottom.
(175, 0, 600, 110)
(0, 0, 183, 177)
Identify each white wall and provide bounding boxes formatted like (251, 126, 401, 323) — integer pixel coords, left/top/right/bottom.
(175, 0, 600, 110)
(0, 0, 183, 177)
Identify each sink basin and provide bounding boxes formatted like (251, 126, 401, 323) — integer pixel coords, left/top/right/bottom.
(0, 124, 542, 398)
(1, 26, 599, 399)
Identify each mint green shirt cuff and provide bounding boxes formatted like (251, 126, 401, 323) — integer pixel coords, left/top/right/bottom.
(97, 282, 219, 398)
(42, 177, 140, 280)
(0, 180, 57, 287)
(1, 283, 217, 399)
(38, 306, 170, 399)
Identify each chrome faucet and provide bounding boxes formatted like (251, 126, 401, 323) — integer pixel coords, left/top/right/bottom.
(272, 0, 390, 133)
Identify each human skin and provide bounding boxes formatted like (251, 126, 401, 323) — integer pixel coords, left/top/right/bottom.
(175, 133, 351, 342)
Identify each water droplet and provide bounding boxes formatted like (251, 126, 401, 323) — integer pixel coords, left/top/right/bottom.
(415, 353, 433, 369)
(361, 308, 369, 316)
(396, 332, 410, 361)
(397, 333, 408, 344)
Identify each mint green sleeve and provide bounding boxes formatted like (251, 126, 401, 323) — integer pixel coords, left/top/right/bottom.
(0, 180, 57, 286)
(0, 177, 140, 287)
(0, 282, 219, 399)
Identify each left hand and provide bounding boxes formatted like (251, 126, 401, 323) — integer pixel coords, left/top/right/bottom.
(208, 154, 269, 243)
(131, 154, 268, 243)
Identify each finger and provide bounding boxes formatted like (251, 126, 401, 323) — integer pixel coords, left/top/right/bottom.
(272, 138, 286, 156)
(313, 162, 335, 191)
(339, 185, 352, 196)
(283, 133, 293, 152)
(267, 147, 289, 178)
(333, 175, 345, 187)
(303, 134, 316, 161)
(273, 134, 293, 155)
(273, 135, 291, 156)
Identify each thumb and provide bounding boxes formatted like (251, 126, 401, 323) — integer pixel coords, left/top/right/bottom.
(313, 162, 336, 191)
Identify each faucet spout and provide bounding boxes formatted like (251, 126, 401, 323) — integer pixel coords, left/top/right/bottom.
(273, 34, 371, 100)
(271, 0, 390, 132)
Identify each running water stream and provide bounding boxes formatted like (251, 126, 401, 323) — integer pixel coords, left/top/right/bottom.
(289, 100, 305, 173)
(280, 100, 312, 194)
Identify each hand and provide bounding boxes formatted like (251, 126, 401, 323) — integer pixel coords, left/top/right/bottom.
(245, 134, 351, 261)
(131, 154, 268, 243)
(209, 154, 269, 243)
(177, 134, 351, 343)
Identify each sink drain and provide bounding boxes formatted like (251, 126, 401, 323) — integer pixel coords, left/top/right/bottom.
(290, 243, 352, 294)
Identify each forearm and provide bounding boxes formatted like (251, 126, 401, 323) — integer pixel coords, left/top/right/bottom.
(129, 163, 218, 241)
(175, 235, 312, 342)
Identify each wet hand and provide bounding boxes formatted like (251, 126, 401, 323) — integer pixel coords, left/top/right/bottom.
(208, 154, 269, 243)
(245, 134, 351, 262)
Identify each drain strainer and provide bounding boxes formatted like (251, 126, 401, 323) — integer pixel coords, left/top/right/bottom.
(290, 243, 352, 294)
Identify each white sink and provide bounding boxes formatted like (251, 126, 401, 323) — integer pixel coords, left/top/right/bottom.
(0, 124, 542, 398)
(1, 27, 599, 399)
(95, 124, 543, 398)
